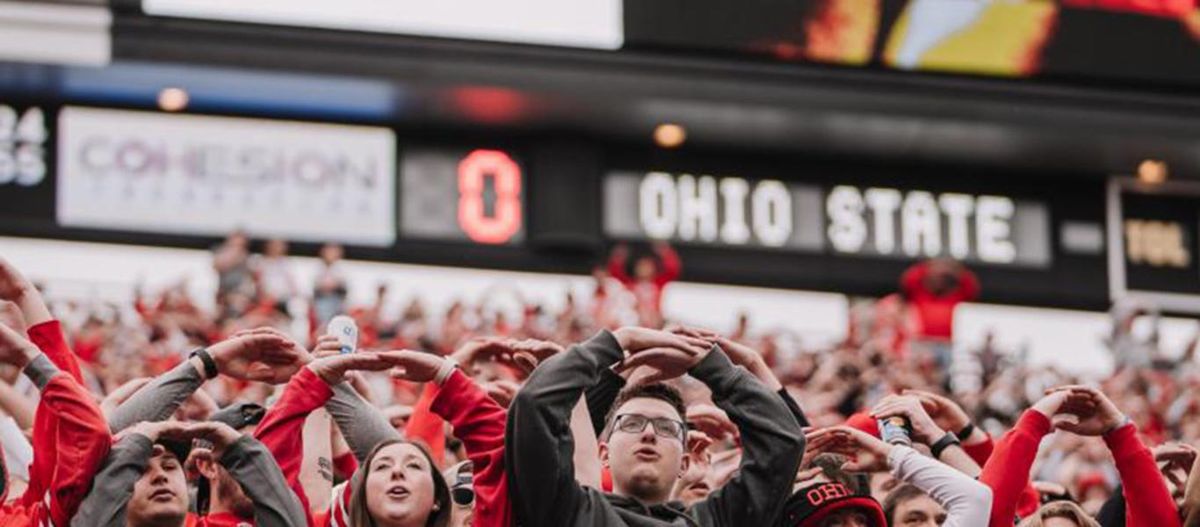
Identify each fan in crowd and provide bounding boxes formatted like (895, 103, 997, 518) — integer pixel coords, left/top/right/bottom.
(0, 233, 1199, 527)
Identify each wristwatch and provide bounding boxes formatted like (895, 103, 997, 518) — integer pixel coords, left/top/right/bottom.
(189, 348, 218, 379)
(930, 432, 962, 459)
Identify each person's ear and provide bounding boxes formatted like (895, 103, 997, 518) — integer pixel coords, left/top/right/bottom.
(193, 452, 220, 479)
(678, 449, 691, 478)
(599, 441, 610, 469)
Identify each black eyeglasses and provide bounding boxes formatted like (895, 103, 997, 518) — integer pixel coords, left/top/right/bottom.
(612, 414, 686, 441)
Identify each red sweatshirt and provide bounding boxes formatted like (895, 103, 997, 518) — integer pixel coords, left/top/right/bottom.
(1105, 422, 1181, 527)
(981, 410, 1050, 527)
(900, 262, 978, 340)
(404, 382, 447, 468)
(253, 367, 330, 527)
(982, 411, 1180, 527)
(0, 372, 110, 527)
(13, 319, 98, 527)
(608, 245, 681, 313)
(257, 367, 513, 527)
(429, 369, 511, 527)
(186, 511, 254, 526)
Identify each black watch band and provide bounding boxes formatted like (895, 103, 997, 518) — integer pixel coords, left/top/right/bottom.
(955, 423, 976, 441)
(930, 432, 961, 459)
(190, 348, 218, 379)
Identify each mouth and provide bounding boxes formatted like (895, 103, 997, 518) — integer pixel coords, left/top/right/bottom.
(386, 486, 411, 500)
(149, 488, 176, 502)
(633, 447, 660, 461)
(686, 481, 711, 494)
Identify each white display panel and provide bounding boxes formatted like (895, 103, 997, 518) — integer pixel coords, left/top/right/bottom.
(143, 0, 624, 50)
(57, 106, 397, 246)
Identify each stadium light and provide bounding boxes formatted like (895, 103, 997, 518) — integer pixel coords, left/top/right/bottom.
(654, 123, 686, 149)
(157, 87, 189, 112)
(1137, 159, 1168, 185)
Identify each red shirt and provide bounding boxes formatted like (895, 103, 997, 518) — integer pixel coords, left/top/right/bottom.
(0, 374, 110, 527)
(901, 262, 979, 340)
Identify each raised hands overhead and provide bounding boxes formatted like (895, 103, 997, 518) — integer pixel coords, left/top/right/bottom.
(208, 327, 308, 384)
(306, 350, 392, 385)
(902, 389, 975, 436)
(805, 425, 894, 473)
(613, 326, 711, 356)
(0, 256, 52, 326)
(870, 394, 946, 446)
(611, 327, 713, 384)
(0, 320, 39, 368)
(450, 336, 563, 375)
(1044, 385, 1127, 436)
(376, 349, 447, 383)
(120, 419, 243, 455)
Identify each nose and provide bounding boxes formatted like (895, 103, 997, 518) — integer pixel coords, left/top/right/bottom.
(639, 426, 658, 443)
(390, 466, 408, 481)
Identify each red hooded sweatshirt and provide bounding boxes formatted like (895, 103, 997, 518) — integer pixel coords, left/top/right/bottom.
(0, 321, 109, 527)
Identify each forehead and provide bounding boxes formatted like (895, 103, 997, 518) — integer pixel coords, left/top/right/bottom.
(894, 494, 943, 515)
(615, 397, 682, 421)
(374, 443, 427, 463)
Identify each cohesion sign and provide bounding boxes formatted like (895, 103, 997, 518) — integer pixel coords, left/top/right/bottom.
(604, 171, 1052, 267)
(56, 106, 397, 246)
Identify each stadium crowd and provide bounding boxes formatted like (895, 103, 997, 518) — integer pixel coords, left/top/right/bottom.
(0, 233, 1197, 527)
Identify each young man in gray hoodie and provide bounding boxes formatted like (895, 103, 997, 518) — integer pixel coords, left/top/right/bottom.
(505, 326, 805, 527)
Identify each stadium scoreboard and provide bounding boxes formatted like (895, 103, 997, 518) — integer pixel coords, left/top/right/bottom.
(1, 99, 1197, 311)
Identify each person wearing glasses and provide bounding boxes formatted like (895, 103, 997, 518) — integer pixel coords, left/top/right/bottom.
(506, 327, 806, 527)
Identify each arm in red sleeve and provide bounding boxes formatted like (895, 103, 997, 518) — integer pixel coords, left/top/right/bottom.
(26, 321, 83, 384)
(653, 244, 681, 285)
(901, 262, 930, 300)
(607, 250, 632, 287)
(253, 367, 333, 524)
(953, 267, 980, 302)
(1105, 423, 1181, 527)
(980, 410, 1052, 527)
(19, 329, 87, 514)
(28, 374, 111, 527)
(332, 451, 357, 480)
(430, 370, 511, 527)
(961, 434, 995, 466)
(403, 382, 446, 468)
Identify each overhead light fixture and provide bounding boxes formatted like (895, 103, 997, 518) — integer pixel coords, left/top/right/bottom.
(157, 87, 189, 112)
(654, 123, 686, 149)
(1137, 159, 1168, 185)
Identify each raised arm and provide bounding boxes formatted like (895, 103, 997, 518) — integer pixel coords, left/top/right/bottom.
(1044, 385, 1179, 527)
(607, 244, 633, 285)
(505, 330, 623, 527)
(108, 359, 206, 433)
(69, 433, 152, 527)
(691, 347, 805, 527)
(110, 329, 303, 433)
(979, 392, 1069, 527)
(430, 368, 512, 527)
(0, 321, 110, 527)
(653, 242, 682, 284)
(209, 424, 309, 527)
(889, 446, 992, 527)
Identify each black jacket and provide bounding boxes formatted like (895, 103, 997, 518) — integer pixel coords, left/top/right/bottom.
(505, 330, 805, 527)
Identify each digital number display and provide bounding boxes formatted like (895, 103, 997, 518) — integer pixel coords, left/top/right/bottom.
(0, 104, 48, 187)
(400, 147, 525, 245)
(1110, 180, 1200, 309)
(605, 170, 1051, 267)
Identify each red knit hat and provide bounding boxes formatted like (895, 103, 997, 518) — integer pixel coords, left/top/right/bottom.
(783, 482, 887, 527)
